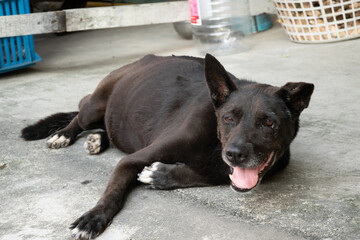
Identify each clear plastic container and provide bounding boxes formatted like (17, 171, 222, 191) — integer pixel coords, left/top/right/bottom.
(188, 0, 252, 55)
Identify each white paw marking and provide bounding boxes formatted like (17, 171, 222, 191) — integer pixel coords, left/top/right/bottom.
(84, 133, 101, 155)
(71, 227, 79, 238)
(137, 168, 153, 184)
(46, 134, 70, 149)
(71, 227, 91, 240)
(137, 162, 161, 184)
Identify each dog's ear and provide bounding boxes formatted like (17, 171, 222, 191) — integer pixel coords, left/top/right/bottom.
(277, 82, 314, 117)
(204, 54, 238, 108)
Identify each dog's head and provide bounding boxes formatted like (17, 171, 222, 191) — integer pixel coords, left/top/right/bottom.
(204, 54, 314, 192)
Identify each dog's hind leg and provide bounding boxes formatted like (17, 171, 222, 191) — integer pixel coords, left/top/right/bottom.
(46, 115, 84, 149)
(84, 131, 110, 155)
(138, 162, 212, 189)
(46, 92, 108, 149)
(21, 92, 106, 149)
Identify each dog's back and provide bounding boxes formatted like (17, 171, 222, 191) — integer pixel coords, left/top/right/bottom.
(104, 55, 211, 153)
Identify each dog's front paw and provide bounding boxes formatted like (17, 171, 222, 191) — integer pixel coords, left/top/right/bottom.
(46, 133, 71, 149)
(70, 209, 109, 240)
(138, 162, 177, 190)
(84, 134, 102, 155)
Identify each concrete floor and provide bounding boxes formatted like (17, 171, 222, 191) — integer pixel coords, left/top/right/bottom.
(0, 23, 359, 240)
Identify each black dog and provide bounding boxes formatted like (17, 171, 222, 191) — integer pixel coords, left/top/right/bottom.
(21, 54, 314, 239)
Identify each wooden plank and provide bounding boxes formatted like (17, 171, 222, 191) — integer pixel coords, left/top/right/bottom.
(0, 11, 66, 38)
(0, 1, 189, 38)
(65, 1, 189, 32)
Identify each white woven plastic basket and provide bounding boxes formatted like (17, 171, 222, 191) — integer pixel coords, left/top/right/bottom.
(273, 0, 360, 43)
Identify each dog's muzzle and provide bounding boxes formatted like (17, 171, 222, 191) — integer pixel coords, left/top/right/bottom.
(228, 151, 276, 192)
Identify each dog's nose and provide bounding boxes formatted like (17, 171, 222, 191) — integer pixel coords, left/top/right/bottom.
(225, 145, 249, 164)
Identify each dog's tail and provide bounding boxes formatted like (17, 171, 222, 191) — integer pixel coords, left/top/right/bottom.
(21, 111, 79, 140)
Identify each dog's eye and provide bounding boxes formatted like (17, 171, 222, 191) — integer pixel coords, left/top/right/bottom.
(223, 116, 234, 123)
(264, 119, 274, 128)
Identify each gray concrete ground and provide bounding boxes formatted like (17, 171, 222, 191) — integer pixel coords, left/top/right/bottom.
(1, 23, 359, 240)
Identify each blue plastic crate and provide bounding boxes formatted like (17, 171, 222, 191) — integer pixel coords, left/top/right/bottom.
(251, 13, 273, 34)
(0, 0, 41, 74)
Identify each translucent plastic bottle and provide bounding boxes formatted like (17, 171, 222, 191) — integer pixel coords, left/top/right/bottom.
(188, 0, 252, 55)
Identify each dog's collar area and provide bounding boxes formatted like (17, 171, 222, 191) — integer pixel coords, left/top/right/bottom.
(229, 151, 276, 192)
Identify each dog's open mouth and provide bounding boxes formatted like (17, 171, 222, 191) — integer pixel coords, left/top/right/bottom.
(229, 151, 276, 192)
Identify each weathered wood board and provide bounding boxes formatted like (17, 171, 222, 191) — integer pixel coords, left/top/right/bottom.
(0, 11, 66, 37)
(0, 1, 189, 37)
(65, 1, 189, 32)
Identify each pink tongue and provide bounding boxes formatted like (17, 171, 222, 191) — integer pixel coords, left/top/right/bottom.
(231, 167, 259, 190)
